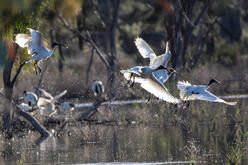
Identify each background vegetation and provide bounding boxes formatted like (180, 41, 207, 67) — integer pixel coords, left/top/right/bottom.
(0, 0, 248, 164)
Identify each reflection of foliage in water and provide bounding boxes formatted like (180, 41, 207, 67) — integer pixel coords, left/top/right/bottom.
(225, 108, 247, 165)
(0, 99, 247, 164)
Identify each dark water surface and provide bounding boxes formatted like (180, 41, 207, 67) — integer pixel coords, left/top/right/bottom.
(0, 98, 247, 164)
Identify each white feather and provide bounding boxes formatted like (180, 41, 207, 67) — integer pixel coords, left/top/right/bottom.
(139, 75, 181, 104)
(27, 28, 44, 54)
(177, 81, 192, 90)
(152, 70, 169, 84)
(177, 80, 237, 106)
(37, 90, 67, 112)
(37, 97, 55, 112)
(135, 37, 172, 84)
(134, 37, 156, 60)
(17, 103, 31, 111)
(53, 90, 67, 102)
(23, 92, 38, 106)
(15, 28, 56, 64)
(37, 88, 53, 99)
(193, 90, 237, 105)
(15, 34, 31, 48)
(121, 67, 181, 104)
(58, 102, 75, 111)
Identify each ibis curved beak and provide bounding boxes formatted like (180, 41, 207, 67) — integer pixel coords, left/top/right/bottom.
(216, 80, 222, 85)
(171, 68, 177, 73)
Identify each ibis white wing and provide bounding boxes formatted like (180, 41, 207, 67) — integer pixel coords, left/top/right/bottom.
(120, 67, 142, 76)
(15, 34, 31, 48)
(53, 90, 67, 102)
(161, 46, 171, 67)
(59, 102, 74, 111)
(194, 90, 237, 105)
(153, 70, 168, 84)
(150, 43, 172, 83)
(17, 103, 31, 111)
(177, 81, 192, 90)
(140, 75, 181, 104)
(24, 93, 38, 105)
(134, 37, 156, 60)
(152, 48, 171, 69)
(38, 88, 53, 99)
(162, 41, 171, 66)
(27, 28, 44, 54)
(37, 97, 51, 107)
(150, 55, 163, 68)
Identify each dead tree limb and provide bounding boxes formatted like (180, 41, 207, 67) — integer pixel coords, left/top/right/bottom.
(37, 63, 48, 89)
(177, 0, 195, 28)
(16, 107, 51, 138)
(77, 99, 104, 121)
(164, 0, 210, 69)
(11, 62, 25, 85)
(85, 48, 95, 85)
(55, 120, 68, 137)
(59, 15, 111, 69)
(190, 18, 218, 69)
(2, 42, 25, 138)
(106, 0, 120, 97)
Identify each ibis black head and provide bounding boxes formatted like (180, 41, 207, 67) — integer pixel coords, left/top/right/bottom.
(69, 103, 75, 108)
(52, 42, 68, 48)
(155, 65, 168, 71)
(208, 79, 221, 86)
(28, 101, 32, 106)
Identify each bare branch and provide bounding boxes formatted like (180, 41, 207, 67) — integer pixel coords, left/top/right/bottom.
(177, 0, 195, 28)
(55, 120, 68, 137)
(194, 3, 209, 26)
(77, 99, 104, 121)
(11, 62, 25, 85)
(85, 48, 95, 85)
(37, 63, 48, 89)
(58, 15, 111, 69)
(190, 18, 218, 69)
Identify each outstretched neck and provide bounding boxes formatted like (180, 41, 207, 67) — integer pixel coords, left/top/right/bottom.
(51, 42, 59, 49)
(48, 46, 56, 55)
(207, 79, 220, 87)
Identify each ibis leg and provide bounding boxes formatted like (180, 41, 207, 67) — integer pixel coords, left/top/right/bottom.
(127, 73, 135, 88)
(34, 63, 38, 75)
(147, 93, 151, 103)
(37, 64, 42, 74)
(34, 61, 42, 74)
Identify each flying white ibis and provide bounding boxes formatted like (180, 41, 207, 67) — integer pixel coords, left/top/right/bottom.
(177, 79, 237, 105)
(121, 65, 181, 104)
(15, 28, 67, 74)
(134, 37, 175, 84)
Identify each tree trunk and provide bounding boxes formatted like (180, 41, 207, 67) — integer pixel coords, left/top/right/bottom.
(106, 0, 120, 97)
(2, 43, 16, 138)
(2, 41, 25, 138)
